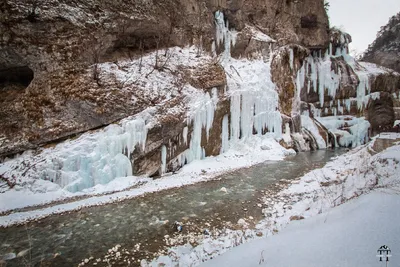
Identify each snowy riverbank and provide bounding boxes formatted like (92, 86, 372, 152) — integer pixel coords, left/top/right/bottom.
(202, 187, 400, 267)
(144, 133, 400, 266)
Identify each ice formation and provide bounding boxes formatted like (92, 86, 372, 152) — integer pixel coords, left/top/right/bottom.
(178, 88, 219, 165)
(318, 116, 371, 147)
(295, 40, 372, 115)
(39, 118, 147, 192)
(221, 115, 229, 154)
(301, 116, 327, 149)
(215, 11, 237, 60)
(224, 59, 282, 143)
(176, 11, 282, 165)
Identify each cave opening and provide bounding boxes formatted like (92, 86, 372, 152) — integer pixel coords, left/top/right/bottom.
(0, 66, 34, 90)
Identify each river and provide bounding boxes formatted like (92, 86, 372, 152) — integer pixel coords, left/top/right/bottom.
(0, 149, 345, 266)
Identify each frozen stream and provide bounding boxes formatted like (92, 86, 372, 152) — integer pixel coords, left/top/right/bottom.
(0, 149, 345, 266)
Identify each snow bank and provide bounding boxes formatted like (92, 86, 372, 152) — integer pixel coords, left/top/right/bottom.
(359, 61, 400, 76)
(201, 188, 400, 267)
(261, 139, 400, 231)
(146, 138, 400, 267)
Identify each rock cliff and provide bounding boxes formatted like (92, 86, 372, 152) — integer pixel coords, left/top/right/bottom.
(0, 0, 329, 156)
(362, 12, 400, 73)
(1, 0, 399, 194)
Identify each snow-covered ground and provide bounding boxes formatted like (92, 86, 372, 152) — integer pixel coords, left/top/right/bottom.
(145, 134, 400, 267)
(201, 188, 400, 267)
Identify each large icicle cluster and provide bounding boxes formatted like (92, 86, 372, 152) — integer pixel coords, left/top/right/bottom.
(172, 11, 281, 166)
(291, 30, 377, 148)
(214, 11, 237, 59)
(318, 116, 371, 147)
(226, 59, 282, 143)
(216, 9, 282, 148)
(36, 118, 148, 192)
(177, 88, 219, 166)
(294, 40, 372, 115)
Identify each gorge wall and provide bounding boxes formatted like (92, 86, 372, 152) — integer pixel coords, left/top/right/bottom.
(1, 0, 399, 194)
(362, 11, 400, 122)
(362, 11, 400, 73)
(0, 0, 329, 156)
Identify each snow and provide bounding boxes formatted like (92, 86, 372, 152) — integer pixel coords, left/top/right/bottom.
(317, 116, 371, 147)
(248, 26, 275, 43)
(146, 136, 400, 267)
(201, 188, 400, 267)
(359, 61, 400, 76)
(301, 115, 327, 149)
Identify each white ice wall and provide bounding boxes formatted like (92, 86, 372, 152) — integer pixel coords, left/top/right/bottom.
(40, 118, 147, 192)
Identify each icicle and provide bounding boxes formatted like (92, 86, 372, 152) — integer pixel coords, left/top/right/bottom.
(289, 48, 294, 70)
(211, 41, 216, 57)
(230, 94, 241, 141)
(161, 145, 167, 175)
(214, 10, 237, 59)
(180, 90, 219, 165)
(221, 115, 229, 153)
(356, 72, 369, 110)
(182, 127, 188, 145)
(345, 99, 351, 112)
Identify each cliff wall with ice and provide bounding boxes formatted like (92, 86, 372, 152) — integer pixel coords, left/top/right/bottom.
(0, 0, 329, 157)
(1, 2, 399, 195)
(271, 28, 400, 149)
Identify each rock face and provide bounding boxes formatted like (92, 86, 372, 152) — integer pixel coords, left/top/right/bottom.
(270, 27, 400, 149)
(0, 0, 329, 156)
(1, 0, 400, 193)
(362, 12, 400, 73)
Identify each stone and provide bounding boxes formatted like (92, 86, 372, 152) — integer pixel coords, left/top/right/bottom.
(290, 215, 305, 221)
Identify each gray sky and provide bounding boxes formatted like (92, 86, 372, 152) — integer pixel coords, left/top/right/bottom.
(328, 0, 400, 54)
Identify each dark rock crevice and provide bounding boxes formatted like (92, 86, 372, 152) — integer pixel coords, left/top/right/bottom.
(0, 66, 34, 90)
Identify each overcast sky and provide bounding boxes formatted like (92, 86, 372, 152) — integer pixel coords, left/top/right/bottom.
(328, 0, 400, 54)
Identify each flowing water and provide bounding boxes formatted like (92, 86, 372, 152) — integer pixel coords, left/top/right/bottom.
(0, 149, 345, 266)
